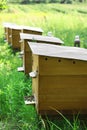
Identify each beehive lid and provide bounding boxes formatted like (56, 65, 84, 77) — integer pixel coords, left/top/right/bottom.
(8, 25, 43, 32)
(20, 33, 64, 44)
(28, 42, 87, 61)
(22, 25, 43, 33)
(9, 25, 23, 30)
(3, 22, 16, 27)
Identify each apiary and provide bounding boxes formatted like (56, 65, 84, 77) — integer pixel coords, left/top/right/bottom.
(27, 42, 87, 115)
(18, 33, 64, 74)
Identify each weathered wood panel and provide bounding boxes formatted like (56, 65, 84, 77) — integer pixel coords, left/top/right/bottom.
(39, 56, 87, 75)
(11, 29, 21, 49)
(7, 28, 12, 44)
(38, 75, 87, 114)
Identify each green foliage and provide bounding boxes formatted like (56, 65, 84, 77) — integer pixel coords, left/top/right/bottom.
(0, 0, 7, 10)
(7, 0, 87, 4)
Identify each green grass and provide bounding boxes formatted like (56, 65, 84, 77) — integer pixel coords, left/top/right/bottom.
(0, 3, 87, 130)
(1, 3, 87, 47)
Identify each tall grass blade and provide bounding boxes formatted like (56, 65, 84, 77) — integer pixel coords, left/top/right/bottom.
(50, 107, 73, 129)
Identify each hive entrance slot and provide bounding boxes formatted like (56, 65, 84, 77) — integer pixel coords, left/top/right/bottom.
(24, 95, 36, 105)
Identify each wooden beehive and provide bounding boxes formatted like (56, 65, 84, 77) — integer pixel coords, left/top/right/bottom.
(10, 25, 43, 50)
(3, 22, 16, 42)
(21, 26, 43, 51)
(27, 42, 87, 115)
(11, 25, 23, 49)
(18, 33, 64, 74)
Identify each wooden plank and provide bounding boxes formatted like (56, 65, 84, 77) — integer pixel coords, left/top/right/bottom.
(29, 42, 87, 61)
(7, 28, 12, 44)
(11, 29, 21, 49)
(39, 56, 87, 75)
(32, 76, 39, 112)
(25, 40, 32, 52)
(39, 75, 87, 94)
(24, 51, 32, 74)
(38, 75, 87, 112)
(24, 40, 32, 74)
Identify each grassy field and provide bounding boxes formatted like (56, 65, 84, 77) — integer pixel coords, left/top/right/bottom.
(0, 3, 87, 130)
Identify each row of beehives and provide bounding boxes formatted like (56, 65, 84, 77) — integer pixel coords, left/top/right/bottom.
(3, 22, 87, 115)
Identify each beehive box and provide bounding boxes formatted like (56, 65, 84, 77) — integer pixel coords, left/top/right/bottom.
(10, 25, 23, 49)
(19, 33, 64, 74)
(27, 42, 87, 115)
(10, 25, 43, 50)
(3, 22, 16, 42)
(21, 26, 43, 51)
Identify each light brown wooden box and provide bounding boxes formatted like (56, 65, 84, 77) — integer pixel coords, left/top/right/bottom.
(3, 22, 16, 42)
(19, 33, 64, 74)
(21, 27, 43, 51)
(10, 26, 43, 50)
(28, 42, 87, 115)
(11, 26, 22, 49)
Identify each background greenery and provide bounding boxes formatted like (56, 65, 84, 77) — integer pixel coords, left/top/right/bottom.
(0, 3, 87, 130)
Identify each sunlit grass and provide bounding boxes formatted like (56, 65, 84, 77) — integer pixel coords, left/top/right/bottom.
(1, 3, 87, 47)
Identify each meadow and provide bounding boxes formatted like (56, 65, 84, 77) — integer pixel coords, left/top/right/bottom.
(0, 3, 87, 130)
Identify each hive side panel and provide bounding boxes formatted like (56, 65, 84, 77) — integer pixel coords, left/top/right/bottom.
(24, 40, 32, 74)
(11, 29, 21, 49)
(39, 75, 87, 114)
(20, 40, 24, 51)
(7, 28, 11, 44)
(39, 56, 87, 75)
(32, 55, 40, 113)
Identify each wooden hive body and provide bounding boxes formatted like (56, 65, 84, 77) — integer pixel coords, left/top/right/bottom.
(21, 27, 43, 51)
(20, 33, 64, 74)
(11, 26, 22, 49)
(7, 27, 12, 44)
(29, 42, 87, 115)
(10, 25, 43, 50)
(3, 23, 16, 42)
